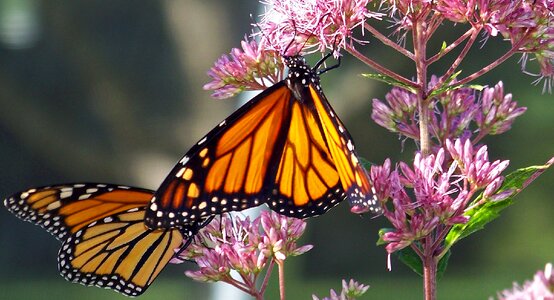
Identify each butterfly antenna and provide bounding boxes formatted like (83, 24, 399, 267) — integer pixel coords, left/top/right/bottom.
(281, 19, 299, 57)
(252, 13, 295, 57)
(314, 36, 341, 74)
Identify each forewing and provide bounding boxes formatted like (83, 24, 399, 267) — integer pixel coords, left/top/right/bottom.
(308, 85, 380, 213)
(3, 183, 153, 241)
(145, 83, 293, 229)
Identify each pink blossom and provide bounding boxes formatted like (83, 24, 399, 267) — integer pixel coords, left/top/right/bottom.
(495, 263, 554, 299)
(435, 0, 475, 23)
(312, 279, 370, 300)
(257, 0, 382, 55)
(177, 211, 312, 296)
(446, 139, 509, 191)
(203, 38, 284, 99)
(475, 82, 527, 135)
(372, 80, 526, 143)
(371, 87, 419, 140)
(370, 138, 509, 255)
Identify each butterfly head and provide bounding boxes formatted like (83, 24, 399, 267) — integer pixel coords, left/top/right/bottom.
(283, 55, 322, 101)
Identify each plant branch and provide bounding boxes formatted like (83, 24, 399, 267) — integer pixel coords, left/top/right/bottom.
(424, 13, 444, 43)
(259, 259, 275, 295)
(346, 44, 419, 89)
(413, 19, 431, 156)
(364, 23, 415, 60)
(455, 30, 532, 86)
(428, 27, 476, 64)
(433, 27, 480, 90)
(422, 247, 437, 300)
(224, 276, 253, 295)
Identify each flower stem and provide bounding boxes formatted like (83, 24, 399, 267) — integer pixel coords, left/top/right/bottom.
(413, 19, 430, 155)
(423, 253, 437, 300)
(277, 260, 286, 300)
(363, 23, 414, 60)
(455, 30, 531, 86)
(259, 259, 275, 295)
(434, 27, 479, 91)
(345, 44, 418, 89)
(427, 27, 475, 64)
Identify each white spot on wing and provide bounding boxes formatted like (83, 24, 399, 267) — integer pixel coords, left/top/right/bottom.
(60, 190, 73, 198)
(175, 168, 185, 178)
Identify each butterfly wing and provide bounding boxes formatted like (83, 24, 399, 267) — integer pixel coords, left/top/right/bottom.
(303, 84, 379, 213)
(58, 206, 184, 297)
(3, 184, 202, 296)
(145, 55, 380, 229)
(145, 83, 294, 228)
(4, 183, 153, 241)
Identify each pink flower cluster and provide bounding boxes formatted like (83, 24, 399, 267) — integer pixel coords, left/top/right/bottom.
(203, 1, 553, 100)
(203, 38, 284, 99)
(372, 80, 527, 144)
(388, 0, 554, 89)
(176, 211, 311, 295)
(257, 0, 382, 55)
(495, 263, 554, 299)
(312, 279, 370, 300)
(371, 139, 509, 255)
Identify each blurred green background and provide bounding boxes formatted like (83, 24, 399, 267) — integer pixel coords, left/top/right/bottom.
(0, 1, 553, 299)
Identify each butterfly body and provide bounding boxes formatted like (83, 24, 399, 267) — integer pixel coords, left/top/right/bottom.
(3, 183, 206, 296)
(145, 55, 380, 230)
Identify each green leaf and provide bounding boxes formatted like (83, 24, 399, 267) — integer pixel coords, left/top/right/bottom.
(361, 73, 417, 94)
(445, 158, 554, 249)
(359, 157, 375, 170)
(440, 41, 447, 54)
(396, 247, 451, 279)
(427, 71, 462, 98)
(427, 71, 486, 99)
(397, 247, 423, 276)
(377, 228, 395, 246)
(437, 250, 451, 280)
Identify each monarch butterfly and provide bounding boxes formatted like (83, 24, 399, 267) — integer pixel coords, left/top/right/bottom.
(145, 54, 381, 230)
(3, 183, 211, 297)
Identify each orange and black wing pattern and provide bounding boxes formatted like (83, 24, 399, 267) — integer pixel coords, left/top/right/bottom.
(269, 69, 379, 217)
(3, 183, 204, 296)
(145, 83, 294, 228)
(145, 55, 381, 229)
